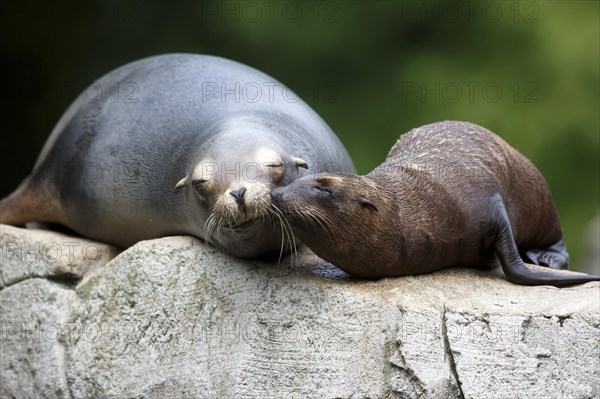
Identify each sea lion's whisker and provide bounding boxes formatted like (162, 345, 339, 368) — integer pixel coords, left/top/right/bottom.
(303, 209, 331, 238)
(275, 210, 286, 267)
(204, 213, 216, 242)
(313, 209, 342, 237)
(272, 204, 297, 264)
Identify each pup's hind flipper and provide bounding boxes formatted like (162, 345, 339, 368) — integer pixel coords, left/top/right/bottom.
(490, 195, 599, 286)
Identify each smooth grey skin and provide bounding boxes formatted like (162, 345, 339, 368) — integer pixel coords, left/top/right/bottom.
(0, 54, 355, 258)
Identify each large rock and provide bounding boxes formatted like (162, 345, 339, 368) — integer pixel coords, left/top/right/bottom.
(1, 224, 598, 398)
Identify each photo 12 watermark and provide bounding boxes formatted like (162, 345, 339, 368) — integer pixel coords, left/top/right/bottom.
(401, 81, 540, 104)
(51, 81, 140, 104)
(199, 1, 341, 24)
(0, 321, 139, 346)
(9, 0, 140, 24)
(0, 239, 108, 265)
(399, 1, 540, 24)
(25, 160, 345, 188)
(200, 81, 340, 104)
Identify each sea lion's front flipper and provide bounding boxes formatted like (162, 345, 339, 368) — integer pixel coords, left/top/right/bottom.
(489, 195, 600, 286)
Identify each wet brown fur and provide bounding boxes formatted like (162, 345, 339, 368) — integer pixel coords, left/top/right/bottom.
(272, 121, 599, 285)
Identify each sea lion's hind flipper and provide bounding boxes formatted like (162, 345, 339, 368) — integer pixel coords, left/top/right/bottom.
(489, 195, 599, 287)
(522, 239, 569, 270)
(0, 177, 64, 226)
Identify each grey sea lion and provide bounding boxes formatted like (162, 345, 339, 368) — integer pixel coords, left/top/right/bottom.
(0, 54, 355, 258)
(271, 121, 600, 286)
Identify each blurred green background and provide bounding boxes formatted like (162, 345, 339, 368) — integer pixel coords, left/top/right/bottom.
(1, 0, 598, 270)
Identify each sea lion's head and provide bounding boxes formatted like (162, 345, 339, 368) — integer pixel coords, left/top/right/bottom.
(174, 117, 312, 258)
(271, 173, 395, 276)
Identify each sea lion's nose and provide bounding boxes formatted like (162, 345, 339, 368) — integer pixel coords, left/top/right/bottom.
(230, 187, 247, 209)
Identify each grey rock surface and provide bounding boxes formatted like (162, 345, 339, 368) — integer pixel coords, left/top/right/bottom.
(1, 224, 599, 399)
(0, 225, 119, 289)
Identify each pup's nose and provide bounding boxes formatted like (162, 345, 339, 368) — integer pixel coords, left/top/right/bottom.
(230, 187, 247, 210)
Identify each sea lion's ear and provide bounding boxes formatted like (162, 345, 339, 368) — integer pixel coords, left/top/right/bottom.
(292, 157, 308, 169)
(174, 177, 187, 193)
(316, 175, 343, 186)
(358, 197, 378, 212)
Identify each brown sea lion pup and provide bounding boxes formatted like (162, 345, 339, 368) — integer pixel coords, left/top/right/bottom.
(271, 121, 600, 286)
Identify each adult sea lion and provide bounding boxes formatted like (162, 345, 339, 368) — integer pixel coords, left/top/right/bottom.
(271, 121, 600, 286)
(0, 54, 355, 258)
